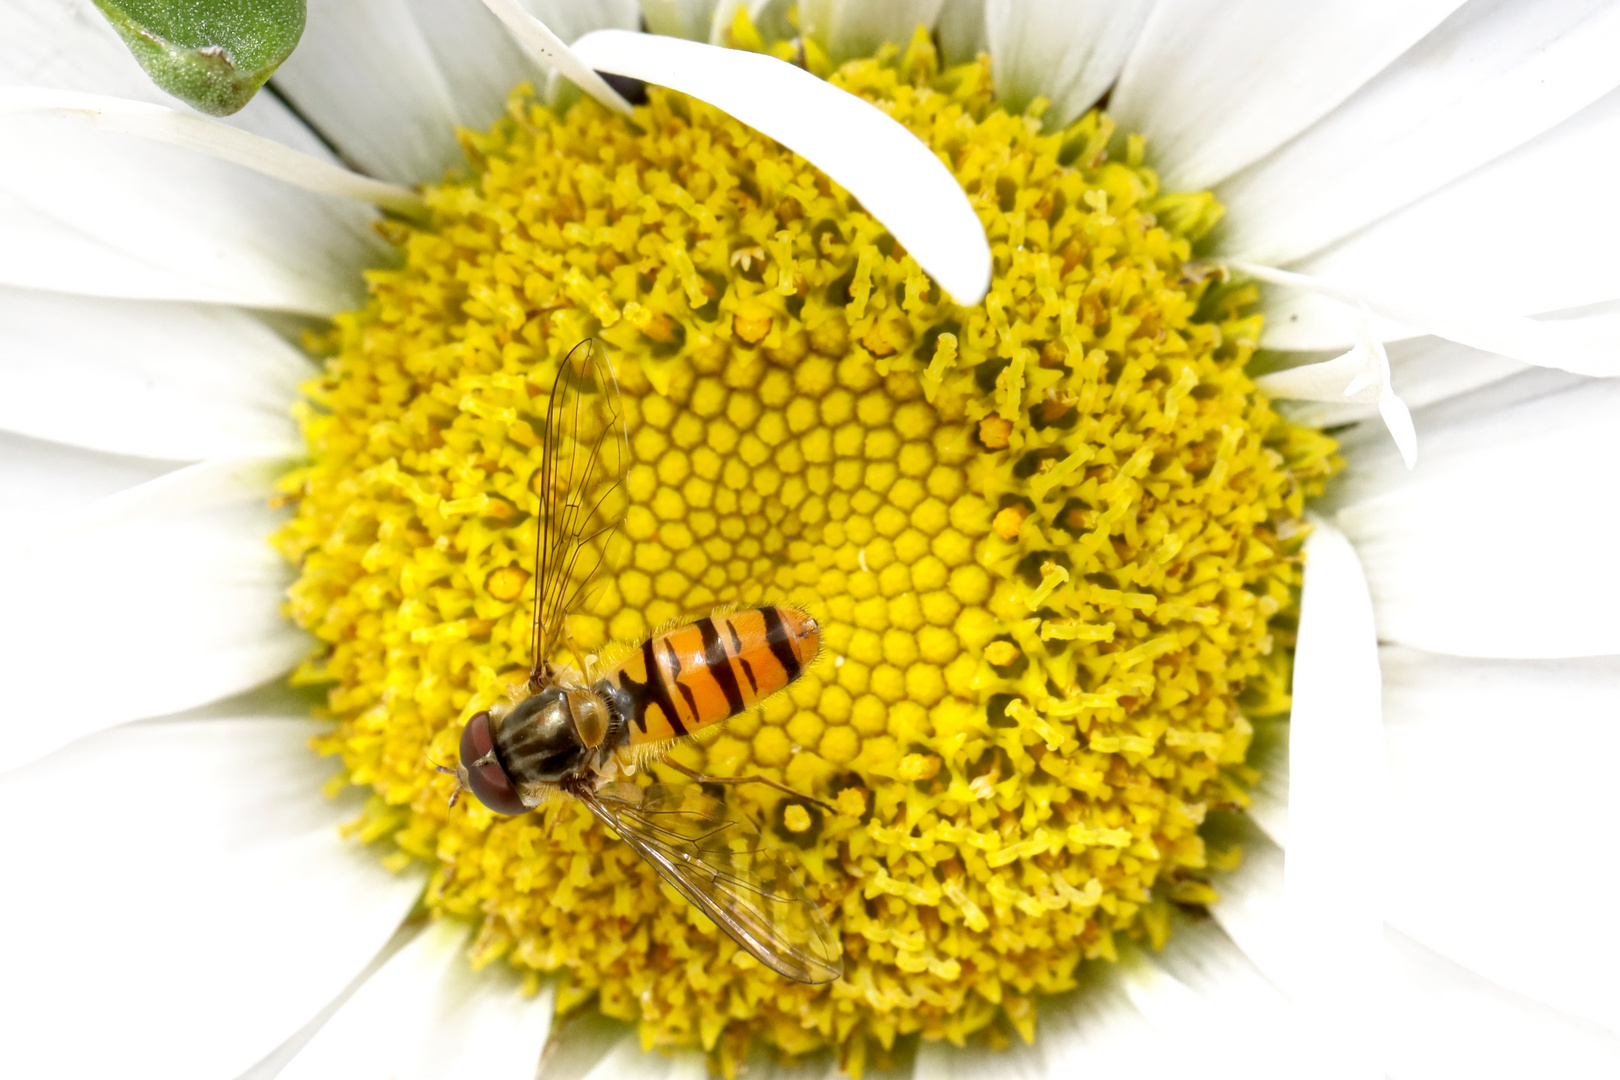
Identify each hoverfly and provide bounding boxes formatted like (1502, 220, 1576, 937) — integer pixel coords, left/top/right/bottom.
(445, 339, 843, 985)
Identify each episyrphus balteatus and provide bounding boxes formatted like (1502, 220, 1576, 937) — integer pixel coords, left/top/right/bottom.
(445, 338, 843, 985)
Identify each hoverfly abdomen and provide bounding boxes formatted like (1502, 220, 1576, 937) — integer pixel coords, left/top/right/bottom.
(604, 606, 821, 745)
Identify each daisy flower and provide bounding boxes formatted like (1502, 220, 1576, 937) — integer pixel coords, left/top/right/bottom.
(3, 1, 1619, 1078)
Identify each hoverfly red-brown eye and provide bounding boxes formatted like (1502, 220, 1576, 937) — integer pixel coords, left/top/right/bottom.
(458, 711, 528, 816)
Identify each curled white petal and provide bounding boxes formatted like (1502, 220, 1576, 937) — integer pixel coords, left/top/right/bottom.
(1258, 306, 1417, 467)
(570, 29, 992, 304)
(0, 88, 424, 215)
(482, 0, 635, 116)
(1234, 259, 1620, 377)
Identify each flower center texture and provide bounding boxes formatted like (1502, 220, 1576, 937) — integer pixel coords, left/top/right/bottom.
(276, 32, 1337, 1076)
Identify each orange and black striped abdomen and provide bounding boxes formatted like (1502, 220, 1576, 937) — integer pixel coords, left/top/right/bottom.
(604, 606, 820, 745)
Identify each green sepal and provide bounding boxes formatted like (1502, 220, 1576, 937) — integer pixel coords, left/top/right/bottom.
(92, 0, 306, 116)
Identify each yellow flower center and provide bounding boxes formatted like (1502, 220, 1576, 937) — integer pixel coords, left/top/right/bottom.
(275, 31, 1337, 1077)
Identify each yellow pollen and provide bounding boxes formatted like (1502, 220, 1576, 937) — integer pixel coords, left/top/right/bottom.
(274, 25, 1338, 1079)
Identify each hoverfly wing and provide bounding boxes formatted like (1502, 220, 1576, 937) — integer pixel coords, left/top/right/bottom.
(530, 339, 629, 676)
(578, 783, 844, 985)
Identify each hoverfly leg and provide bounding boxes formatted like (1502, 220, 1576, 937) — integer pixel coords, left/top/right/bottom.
(564, 627, 595, 682)
(660, 757, 836, 813)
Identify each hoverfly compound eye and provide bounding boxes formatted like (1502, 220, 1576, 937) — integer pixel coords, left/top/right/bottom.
(458, 711, 528, 816)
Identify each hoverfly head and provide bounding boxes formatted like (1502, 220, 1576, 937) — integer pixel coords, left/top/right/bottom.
(455, 710, 528, 816)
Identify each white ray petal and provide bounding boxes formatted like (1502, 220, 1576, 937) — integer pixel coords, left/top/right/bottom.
(1381, 647, 1620, 1031)
(0, 0, 333, 157)
(914, 969, 1183, 1080)
(568, 1032, 706, 1080)
(483, 0, 636, 117)
(1273, 335, 1530, 431)
(985, 0, 1153, 130)
(709, 0, 796, 46)
(936, 0, 987, 65)
(0, 288, 308, 460)
(276, 919, 556, 1080)
(0, 114, 385, 313)
(534, 1010, 637, 1080)
(273, 0, 465, 183)
(1238, 260, 1620, 377)
(0, 432, 175, 536)
(1244, 715, 1288, 848)
(1284, 519, 1386, 1079)
(1204, 812, 1291, 988)
(400, 0, 550, 130)
(1109, 0, 1466, 190)
(0, 715, 425, 1080)
(1331, 377, 1620, 657)
(1258, 309, 1417, 467)
(571, 30, 992, 305)
(1220, 0, 1620, 266)
(799, 0, 948, 63)
(644, 0, 720, 40)
(0, 456, 310, 772)
(1260, 85, 1620, 352)
(0, 88, 423, 214)
(1386, 927, 1620, 1075)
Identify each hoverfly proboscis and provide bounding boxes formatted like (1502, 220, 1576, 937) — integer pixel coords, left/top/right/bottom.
(445, 339, 843, 985)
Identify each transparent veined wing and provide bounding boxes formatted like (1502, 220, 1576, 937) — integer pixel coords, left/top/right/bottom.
(529, 339, 629, 678)
(577, 782, 844, 984)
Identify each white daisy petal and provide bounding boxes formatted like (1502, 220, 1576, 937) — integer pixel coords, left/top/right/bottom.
(799, 0, 948, 63)
(570, 30, 992, 304)
(0, 715, 425, 1080)
(0, 456, 309, 772)
(0, 88, 423, 215)
(1284, 519, 1386, 1078)
(644, 0, 721, 41)
(482, 0, 639, 117)
(1263, 84, 1620, 352)
(1274, 335, 1531, 430)
(1242, 260, 1620, 376)
(569, 1031, 707, 1080)
(935, 0, 987, 66)
(1244, 716, 1288, 848)
(1109, 0, 1467, 190)
(984, 0, 1154, 130)
(276, 919, 556, 1080)
(1204, 812, 1290, 989)
(1332, 376, 1620, 657)
(0, 288, 309, 460)
(0, 0, 334, 156)
(914, 972, 1177, 1079)
(273, 0, 465, 183)
(0, 114, 385, 313)
(400, 0, 548, 129)
(1386, 928, 1620, 1075)
(709, 1, 797, 46)
(1381, 646, 1620, 1030)
(0, 431, 174, 534)
(1220, 0, 1620, 266)
(535, 1012, 640, 1080)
